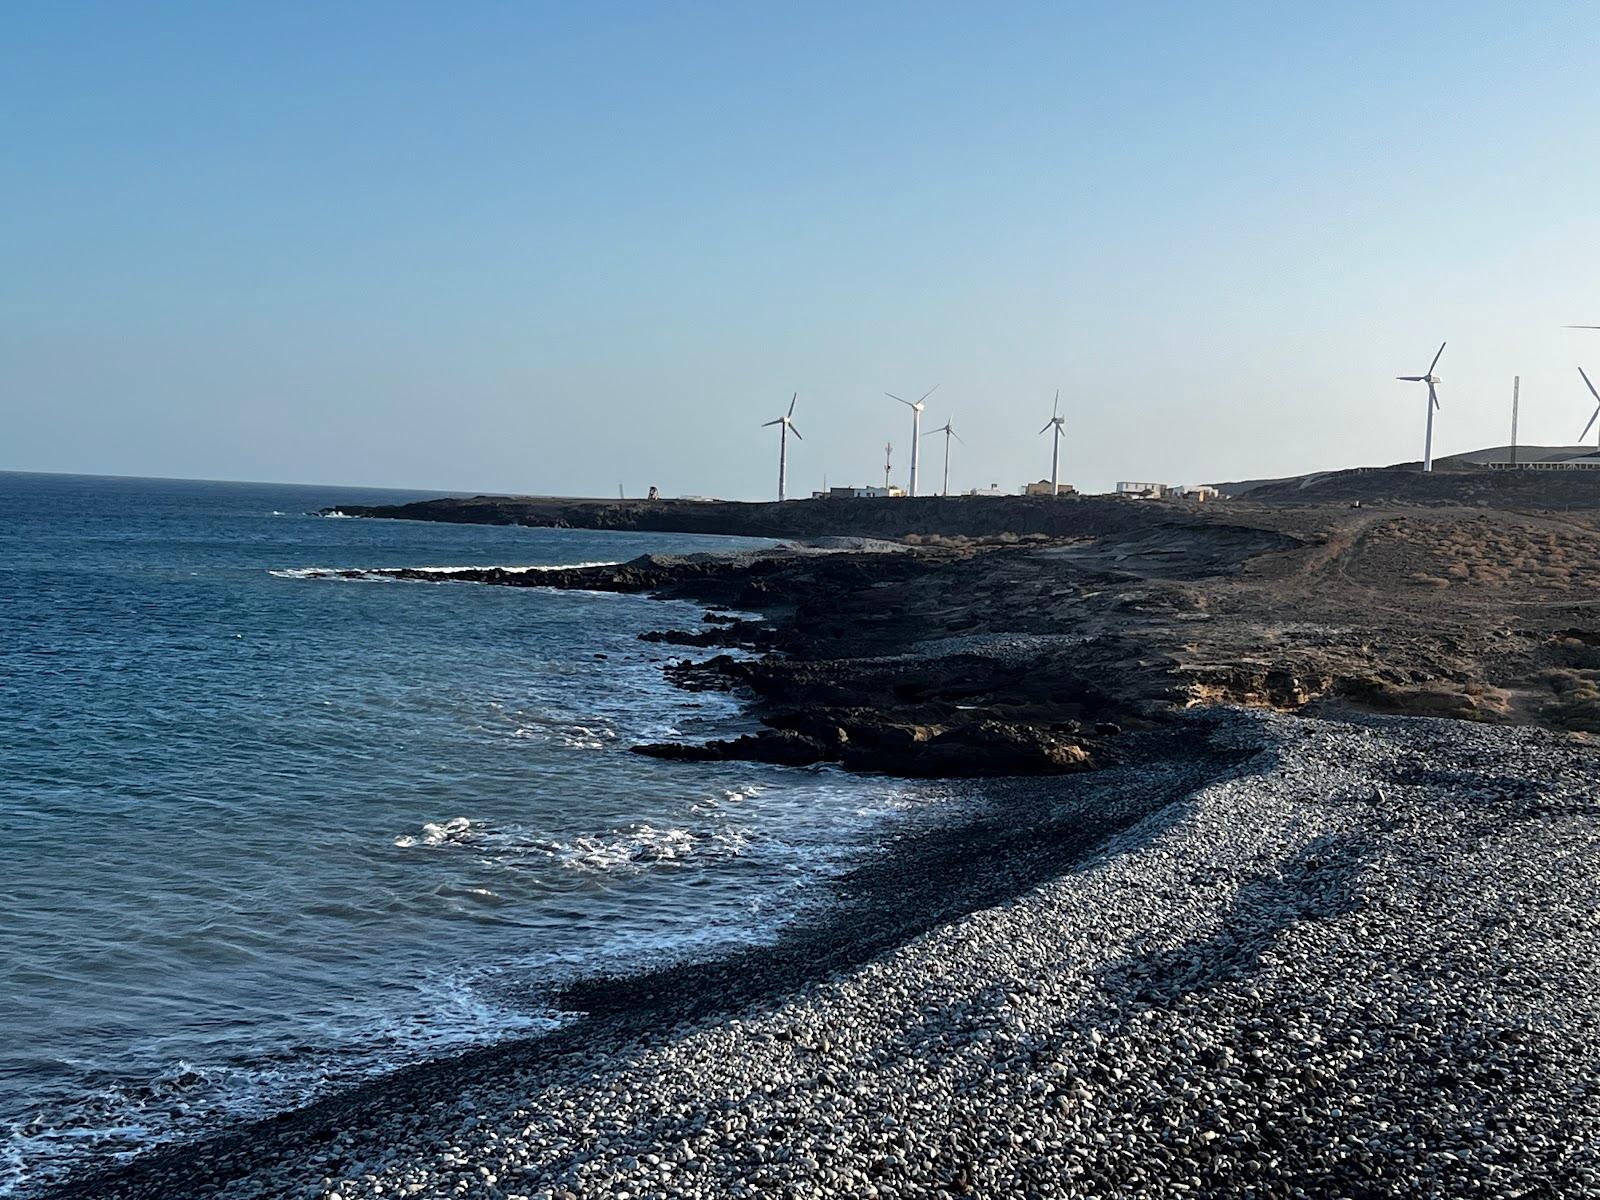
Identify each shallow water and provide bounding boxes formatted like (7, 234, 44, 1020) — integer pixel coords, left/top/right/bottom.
(0, 473, 947, 1196)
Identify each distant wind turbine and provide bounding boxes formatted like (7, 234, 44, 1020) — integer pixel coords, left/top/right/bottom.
(1038, 389, 1067, 494)
(886, 386, 938, 496)
(1579, 368, 1600, 450)
(923, 417, 964, 497)
(1397, 342, 1446, 472)
(762, 393, 802, 501)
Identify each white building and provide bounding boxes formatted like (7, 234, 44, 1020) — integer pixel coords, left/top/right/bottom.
(810, 485, 905, 499)
(1115, 481, 1168, 498)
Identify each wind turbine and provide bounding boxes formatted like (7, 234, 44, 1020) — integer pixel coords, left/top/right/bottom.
(924, 417, 964, 497)
(1038, 389, 1067, 494)
(885, 386, 938, 496)
(1579, 368, 1600, 450)
(1397, 342, 1446, 472)
(762, 393, 802, 501)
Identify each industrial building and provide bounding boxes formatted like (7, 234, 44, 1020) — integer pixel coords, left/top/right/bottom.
(811, 484, 905, 499)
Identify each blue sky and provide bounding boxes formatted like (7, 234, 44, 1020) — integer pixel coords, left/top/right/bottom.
(4, 2, 1600, 496)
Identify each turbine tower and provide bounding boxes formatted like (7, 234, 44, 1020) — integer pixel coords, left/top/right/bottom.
(886, 386, 938, 496)
(1038, 389, 1066, 494)
(1579, 367, 1600, 450)
(1397, 342, 1446, 472)
(924, 417, 964, 497)
(761, 393, 802, 501)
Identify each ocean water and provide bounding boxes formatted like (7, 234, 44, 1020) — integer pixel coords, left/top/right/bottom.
(0, 472, 946, 1196)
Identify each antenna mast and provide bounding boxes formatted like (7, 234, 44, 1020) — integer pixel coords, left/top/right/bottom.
(1511, 376, 1520, 467)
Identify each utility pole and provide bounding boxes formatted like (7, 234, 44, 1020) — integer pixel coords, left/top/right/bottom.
(1510, 376, 1520, 467)
(883, 442, 893, 491)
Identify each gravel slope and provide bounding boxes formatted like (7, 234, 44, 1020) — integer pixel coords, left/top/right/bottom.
(60, 711, 1600, 1199)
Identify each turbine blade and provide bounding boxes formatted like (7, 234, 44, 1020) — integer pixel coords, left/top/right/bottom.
(952, 430, 966, 445)
(762, 418, 783, 427)
(917, 384, 941, 405)
(1429, 341, 1446, 373)
(1053, 387, 1060, 418)
(1581, 366, 1600, 404)
(1038, 421, 1054, 435)
(1566, 326, 1600, 330)
(1429, 382, 1440, 410)
(1397, 376, 1425, 382)
(788, 392, 797, 417)
(886, 392, 914, 408)
(1582, 408, 1599, 442)
(789, 425, 803, 440)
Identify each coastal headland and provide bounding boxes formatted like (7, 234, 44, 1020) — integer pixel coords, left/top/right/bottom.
(52, 475, 1600, 1198)
(328, 477, 1600, 754)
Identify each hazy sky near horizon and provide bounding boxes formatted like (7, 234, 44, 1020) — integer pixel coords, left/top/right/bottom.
(6, 2, 1600, 497)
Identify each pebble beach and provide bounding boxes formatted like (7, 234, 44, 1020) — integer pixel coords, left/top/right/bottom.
(61, 708, 1600, 1199)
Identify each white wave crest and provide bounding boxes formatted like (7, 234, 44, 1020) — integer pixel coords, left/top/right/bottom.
(391, 817, 747, 874)
(269, 561, 622, 583)
(394, 816, 475, 848)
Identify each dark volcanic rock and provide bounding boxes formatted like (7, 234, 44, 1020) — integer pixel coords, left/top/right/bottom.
(635, 714, 1094, 778)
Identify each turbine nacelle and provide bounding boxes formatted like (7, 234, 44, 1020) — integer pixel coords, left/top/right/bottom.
(1397, 343, 1446, 416)
(761, 391, 802, 439)
(887, 385, 939, 414)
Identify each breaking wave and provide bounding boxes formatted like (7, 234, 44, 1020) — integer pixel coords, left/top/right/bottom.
(392, 816, 748, 874)
(268, 562, 620, 582)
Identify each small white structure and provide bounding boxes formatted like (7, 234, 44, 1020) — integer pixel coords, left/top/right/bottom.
(963, 484, 1007, 497)
(811, 485, 904, 499)
(1176, 484, 1220, 502)
(1116, 481, 1168, 498)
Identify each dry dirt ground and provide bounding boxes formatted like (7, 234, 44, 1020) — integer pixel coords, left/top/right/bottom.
(746, 499, 1600, 742)
(1098, 503, 1600, 731)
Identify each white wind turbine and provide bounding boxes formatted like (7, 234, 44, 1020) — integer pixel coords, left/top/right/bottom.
(1397, 342, 1446, 472)
(1578, 368, 1600, 450)
(923, 416, 964, 496)
(885, 386, 938, 496)
(1038, 389, 1066, 494)
(762, 393, 802, 501)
